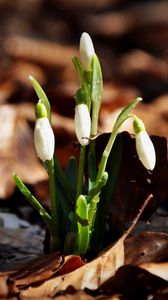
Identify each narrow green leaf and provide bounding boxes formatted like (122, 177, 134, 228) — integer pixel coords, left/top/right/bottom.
(72, 57, 86, 88)
(75, 195, 90, 254)
(96, 97, 142, 183)
(54, 157, 75, 203)
(65, 156, 77, 193)
(90, 54, 103, 104)
(113, 97, 142, 132)
(86, 171, 108, 203)
(29, 76, 51, 122)
(13, 173, 52, 232)
(88, 194, 100, 234)
(55, 178, 73, 220)
(90, 54, 103, 136)
(91, 133, 123, 254)
(88, 150, 97, 191)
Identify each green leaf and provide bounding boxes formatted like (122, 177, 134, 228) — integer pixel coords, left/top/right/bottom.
(113, 97, 142, 132)
(29, 76, 51, 122)
(72, 57, 86, 88)
(88, 194, 100, 234)
(13, 173, 52, 233)
(96, 97, 142, 183)
(86, 171, 108, 203)
(90, 54, 103, 104)
(75, 88, 87, 105)
(54, 157, 75, 203)
(75, 195, 90, 254)
(55, 180, 72, 222)
(91, 133, 123, 254)
(90, 54, 103, 136)
(65, 156, 78, 193)
(88, 150, 97, 190)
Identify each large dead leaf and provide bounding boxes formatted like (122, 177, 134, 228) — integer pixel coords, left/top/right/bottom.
(140, 262, 168, 281)
(99, 265, 168, 299)
(92, 132, 168, 253)
(125, 232, 168, 266)
(11, 230, 126, 298)
(96, 132, 168, 243)
(9, 254, 84, 293)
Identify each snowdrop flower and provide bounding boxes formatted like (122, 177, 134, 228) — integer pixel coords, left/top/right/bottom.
(74, 104, 91, 146)
(133, 117, 156, 171)
(79, 32, 95, 71)
(34, 101, 55, 161)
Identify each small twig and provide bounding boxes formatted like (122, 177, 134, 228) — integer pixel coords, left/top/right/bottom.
(124, 193, 153, 239)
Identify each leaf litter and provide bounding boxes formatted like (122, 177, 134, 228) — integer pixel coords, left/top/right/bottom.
(2, 194, 166, 299)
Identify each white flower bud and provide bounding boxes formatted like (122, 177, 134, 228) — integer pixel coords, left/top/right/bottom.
(133, 117, 156, 170)
(135, 131, 156, 171)
(74, 104, 91, 146)
(79, 32, 95, 71)
(34, 117, 55, 161)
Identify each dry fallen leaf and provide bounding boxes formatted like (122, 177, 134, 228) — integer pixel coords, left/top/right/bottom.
(125, 232, 168, 266)
(140, 262, 168, 281)
(0, 195, 150, 298)
(19, 234, 125, 298)
(99, 264, 168, 299)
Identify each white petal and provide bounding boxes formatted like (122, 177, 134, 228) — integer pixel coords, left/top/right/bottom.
(135, 131, 156, 170)
(74, 104, 91, 146)
(34, 118, 55, 161)
(79, 32, 95, 71)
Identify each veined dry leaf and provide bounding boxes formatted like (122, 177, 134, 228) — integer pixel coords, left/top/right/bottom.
(125, 232, 168, 266)
(140, 262, 168, 281)
(99, 265, 168, 298)
(10, 254, 84, 291)
(19, 234, 125, 298)
(9, 252, 63, 289)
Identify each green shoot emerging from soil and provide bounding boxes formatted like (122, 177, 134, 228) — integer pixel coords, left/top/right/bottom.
(13, 32, 156, 256)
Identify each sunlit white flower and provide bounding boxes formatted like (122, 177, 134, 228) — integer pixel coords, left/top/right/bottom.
(74, 104, 91, 146)
(34, 117, 55, 161)
(133, 118, 156, 170)
(79, 32, 95, 71)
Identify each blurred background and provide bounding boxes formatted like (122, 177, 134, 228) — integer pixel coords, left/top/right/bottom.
(0, 0, 167, 226)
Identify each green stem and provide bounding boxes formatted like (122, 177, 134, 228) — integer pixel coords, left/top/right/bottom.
(96, 97, 142, 184)
(91, 101, 100, 137)
(48, 158, 59, 237)
(76, 146, 86, 199)
(96, 129, 118, 183)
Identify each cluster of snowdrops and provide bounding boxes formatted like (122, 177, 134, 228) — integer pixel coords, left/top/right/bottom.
(13, 33, 156, 256)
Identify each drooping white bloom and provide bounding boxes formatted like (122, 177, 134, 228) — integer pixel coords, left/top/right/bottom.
(135, 131, 156, 170)
(74, 104, 91, 146)
(133, 118, 156, 171)
(34, 117, 55, 161)
(79, 32, 95, 71)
